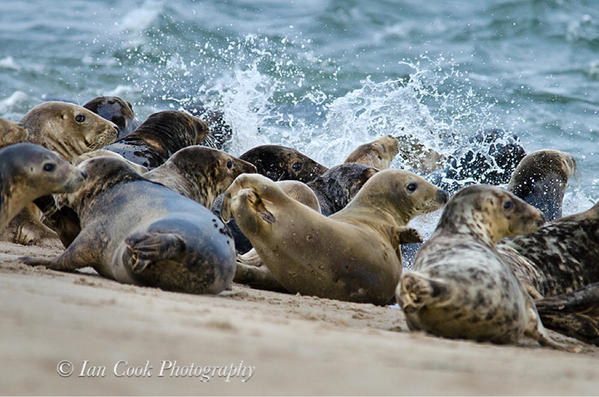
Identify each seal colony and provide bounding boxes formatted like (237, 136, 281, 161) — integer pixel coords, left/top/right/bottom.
(0, 97, 596, 352)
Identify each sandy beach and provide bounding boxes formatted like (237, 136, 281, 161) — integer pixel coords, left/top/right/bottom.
(0, 240, 597, 395)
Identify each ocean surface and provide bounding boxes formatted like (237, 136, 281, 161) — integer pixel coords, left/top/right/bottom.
(1, 0, 598, 237)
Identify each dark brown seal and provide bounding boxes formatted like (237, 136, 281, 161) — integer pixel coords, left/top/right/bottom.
(19, 101, 119, 161)
(22, 156, 236, 294)
(83, 96, 138, 138)
(239, 144, 328, 183)
(507, 149, 576, 221)
(221, 170, 448, 304)
(398, 185, 577, 351)
(102, 110, 210, 169)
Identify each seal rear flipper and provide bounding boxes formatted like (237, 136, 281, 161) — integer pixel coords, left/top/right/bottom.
(234, 260, 287, 293)
(124, 231, 185, 274)
(535, 282, 599, 346)
(397, 272, 450, 313)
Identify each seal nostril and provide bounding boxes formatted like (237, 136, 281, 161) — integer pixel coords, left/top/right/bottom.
(437, 190, 449, 203)
(81, 171, 88, 179)
(536, 219, 544, 227)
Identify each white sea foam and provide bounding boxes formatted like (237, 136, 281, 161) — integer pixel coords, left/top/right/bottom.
(0, 56, 19, 71)
(0, 91, 28, 114)
(120, 0, 163, 33)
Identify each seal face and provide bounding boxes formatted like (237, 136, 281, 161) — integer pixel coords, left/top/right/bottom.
(103, 110, 210, 169)
(344, 135, 400, 169)
(0, 143, 87, 229)
(507, 149, 576, 221)
(239, 145, 328, 183)
(398, 185, 576, 349)
(143, 145, 256, 208)
(0, 118, 29, 148)
(19, 101, 119, 161)
(83, 96, 138, 138)
(21, 156, 236, 294)
(307, 163, 378, 216)
(221, 169, 448, 304)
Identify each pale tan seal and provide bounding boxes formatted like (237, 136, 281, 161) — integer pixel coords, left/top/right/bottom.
(507, 149, 576, 221)
(398, 185, 578, 351)
(344, 135, 399, 169)
(76, 150, 148, 174)
(21, 156, 236, 294)
(20, 101, 119, 161)
(0, 143, 86, 230)
(221, 169, 448, 304)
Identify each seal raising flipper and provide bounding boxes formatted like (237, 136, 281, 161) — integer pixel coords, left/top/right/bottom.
(125, 231, 185, 274)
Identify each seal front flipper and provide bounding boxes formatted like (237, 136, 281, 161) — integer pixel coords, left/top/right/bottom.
(19, 229, 102, 272)
(234, 259, 287, 293)
(395, 227, 423, 244)
(535, 282, 599, 346)
(124, 231, 185, 274)
(397, 272, 450, 314)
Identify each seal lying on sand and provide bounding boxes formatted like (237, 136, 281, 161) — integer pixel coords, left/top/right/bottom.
(103, 111, 210, 169)
(143, 146, 256, 208)
(234, 180, 320, 292)
(22, 156, 236, 294)
(398, 185, 576, 351)
(83, 96, 138, 138)
(20, 101, 119, 161)
(221, 170, 448, 304)
(211, 163, 378, 254)
(344, 136, 399, 169)
(0, 143, 86, 230)
(0, 119, 29, 148)
(507, 149, 576, 221)
(239, 145, 328, 183)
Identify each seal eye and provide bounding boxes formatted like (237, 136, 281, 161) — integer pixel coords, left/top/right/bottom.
(226, 160, 233, 169)
(406, 183, 417, 192)
(504, 201, 513, 210)
(292, 161, 302, 172)
(43, 163, 56, 172)
(75, 114, 86, 123)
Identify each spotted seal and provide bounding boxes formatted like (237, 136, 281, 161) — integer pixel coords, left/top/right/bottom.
(221, 170, 448, 304)
(21, 156, 236, 294)
(398, 185, 576, 350)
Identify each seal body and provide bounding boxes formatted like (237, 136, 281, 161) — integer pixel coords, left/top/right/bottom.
(103, 111, 210, 169)
(22, 157, 236, 294)
(507, 149, 576, 221)
(0, 118, 29, 148)
(344, 135, 399, 169)
(143, 145, 256, 208)
(240, 145, 328, 183)
(83, 96, 138, 138)
(398, 185, 574, 349)
(222, 170, 448, 304)
(20, 101, 119, 161)
(0, 143, 86, 229)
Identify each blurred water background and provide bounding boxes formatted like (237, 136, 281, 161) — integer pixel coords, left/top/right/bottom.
(0, 0, 597, 232)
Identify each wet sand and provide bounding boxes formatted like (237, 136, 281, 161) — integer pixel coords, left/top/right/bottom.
(1, 241, 598, 395)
